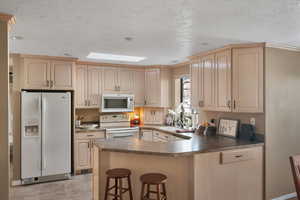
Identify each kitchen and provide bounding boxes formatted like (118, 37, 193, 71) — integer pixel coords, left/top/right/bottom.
(1, 1, 300, 200)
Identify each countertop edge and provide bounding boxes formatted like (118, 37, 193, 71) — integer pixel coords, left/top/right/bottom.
(95, 142, 264, 157)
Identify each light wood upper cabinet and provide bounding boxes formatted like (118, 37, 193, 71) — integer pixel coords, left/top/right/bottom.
(232, 47, 264, 113)
(102, 67, 134, 94)
(202, 54, 216, 111)
(23, 58, 51, 89)
(190, 44, 264, 113)
(22, 58, 75, 90)
(191, 61, 199, 108)
(215, 50, 232, 112)
(145, 68, 171, 107)
(143, 108, 164, 125)
(145, 69, 160, 106)
(133, 70, 145, 106)
(102, 68, 118, 93)
(75, 65, 87, 108)
(51, 61, 75, 89)
(118, 69, 134, 92)
(75, 65, 103, 108)
(87, 67, 103, 107)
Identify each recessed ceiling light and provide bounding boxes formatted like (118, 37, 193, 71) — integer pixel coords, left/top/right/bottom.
(87, 52, 146, 62)
(124, 37, 133, 41)
(64, 53, 72, 57)
(11, 36, 24, 40)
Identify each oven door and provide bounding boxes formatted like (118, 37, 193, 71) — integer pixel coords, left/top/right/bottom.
(101, 94, 134, 113)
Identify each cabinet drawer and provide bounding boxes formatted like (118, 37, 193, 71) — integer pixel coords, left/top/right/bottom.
(221, 148, 255, 164)
(153, 131, 173, 141)
(75, 131, 105, 140)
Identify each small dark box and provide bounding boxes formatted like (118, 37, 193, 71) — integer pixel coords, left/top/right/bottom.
(239, 124, 256, 141)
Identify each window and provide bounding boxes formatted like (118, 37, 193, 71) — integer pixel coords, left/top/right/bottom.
(180, 76, 191, 114)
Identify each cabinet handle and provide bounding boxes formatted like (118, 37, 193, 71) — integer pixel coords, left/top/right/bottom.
(144, 100, 147, 105)
(235, 155, 243, 158)
(87, 134, 94, 137)
(46, 80, 50, 87)
(51, 80, 55, 88)
(227, 100, 231, 109)
(198, 100, 204, 107)
(233, 100, 236, 109)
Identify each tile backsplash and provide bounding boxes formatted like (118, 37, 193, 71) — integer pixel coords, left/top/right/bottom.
(75, 108, 100, 122)
(199, 111, 265, 134)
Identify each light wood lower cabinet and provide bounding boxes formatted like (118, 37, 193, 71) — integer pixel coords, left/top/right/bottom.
(75, 139, 92, 170)
(194, 146, 263, 200)
(75, 131, 105, 172)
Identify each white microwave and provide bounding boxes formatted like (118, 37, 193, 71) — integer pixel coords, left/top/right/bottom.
(101, 94, 134, 113)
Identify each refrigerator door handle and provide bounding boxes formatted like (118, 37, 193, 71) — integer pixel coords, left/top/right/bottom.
(42, 96, 46, 170)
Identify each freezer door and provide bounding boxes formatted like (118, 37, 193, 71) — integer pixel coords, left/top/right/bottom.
(21, 92, 42, 179)
(42, 92, 71, 176)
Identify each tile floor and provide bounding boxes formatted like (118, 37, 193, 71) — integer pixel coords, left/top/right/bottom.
(10, 174, 92, 200)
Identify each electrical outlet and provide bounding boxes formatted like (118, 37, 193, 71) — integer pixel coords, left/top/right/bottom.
(250, 118, 256, 126)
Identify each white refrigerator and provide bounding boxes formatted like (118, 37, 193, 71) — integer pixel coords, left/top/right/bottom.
(21, 91, 71, 184)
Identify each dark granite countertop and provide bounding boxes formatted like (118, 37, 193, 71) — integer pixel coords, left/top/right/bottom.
(95, 133, 264, 157)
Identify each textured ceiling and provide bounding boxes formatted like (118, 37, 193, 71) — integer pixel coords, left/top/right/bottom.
(1, 0, 300, 65)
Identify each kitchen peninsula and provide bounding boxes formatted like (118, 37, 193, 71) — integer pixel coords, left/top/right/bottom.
(92, 126, 264, 200)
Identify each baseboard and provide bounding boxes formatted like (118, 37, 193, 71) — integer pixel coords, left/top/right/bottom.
(11, 180, 22, 186)
(272, 192, 297, 200)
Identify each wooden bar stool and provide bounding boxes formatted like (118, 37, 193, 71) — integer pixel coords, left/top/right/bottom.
(140, 173, 167, 200)
(104, 168, 133, 200)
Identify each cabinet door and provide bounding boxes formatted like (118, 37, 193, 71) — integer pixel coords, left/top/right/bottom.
(202, 54, 216, 111)
(141, 130, 153, 141)
(87, 67, 103, 107)
(215, 50, 232, 112)
(143, 109, 154, 124)
(133, 70, 145, 106)
(191, 60, 204, 108)
(23, 58, 51, 89)
(232, 47, 264, 113)
(51, 61, 75, 89)
(75, 139, 91, 170)
(102, 68, 118, 93)
(118, 69, 134, 93)
(194, 147, 263, 200)
(145, 69, 160, 106)
(153, 110, 163, 124)
(75, 65, 87, 108)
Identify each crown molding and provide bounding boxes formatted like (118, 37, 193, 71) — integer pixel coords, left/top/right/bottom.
(266, 43, 300, 52)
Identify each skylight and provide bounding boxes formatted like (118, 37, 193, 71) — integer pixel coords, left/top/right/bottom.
(87, 52, 146, 62)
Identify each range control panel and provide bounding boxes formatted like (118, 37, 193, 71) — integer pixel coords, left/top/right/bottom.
(99, 113, 130, 123)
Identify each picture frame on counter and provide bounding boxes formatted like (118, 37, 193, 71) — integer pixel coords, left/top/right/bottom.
(217, 118, 240, 138)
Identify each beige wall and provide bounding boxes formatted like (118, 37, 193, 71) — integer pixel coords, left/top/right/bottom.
(200, 111, 265, 134)
(265, 47, 300, 199)
(0, 20, 10, 200)
(11, 55, 21, 180)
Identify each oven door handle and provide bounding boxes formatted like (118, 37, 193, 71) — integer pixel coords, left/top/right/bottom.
(107, 130, 138, 134)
